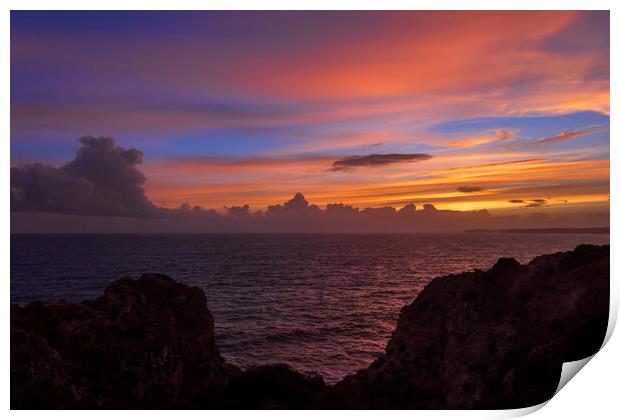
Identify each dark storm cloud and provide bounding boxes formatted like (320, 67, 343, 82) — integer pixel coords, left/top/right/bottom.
(456, 185, 483, 193)
(11, 136, 157, 217)
(328, 153, 432, 172)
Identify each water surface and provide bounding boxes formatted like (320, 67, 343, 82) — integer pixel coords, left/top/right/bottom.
(11, 233, 609, 383)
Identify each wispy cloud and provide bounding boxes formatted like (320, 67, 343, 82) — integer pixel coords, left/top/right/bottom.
(446, 129, 514, 148)
(537, 125, 604, 144)
(328, 153, 432, 172)
(524, 199, 547, 208)
(456, 185, 484, 193)
(448, 159, 544, 171)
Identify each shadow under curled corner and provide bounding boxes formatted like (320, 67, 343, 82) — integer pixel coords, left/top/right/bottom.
(501, 283, 617, 418)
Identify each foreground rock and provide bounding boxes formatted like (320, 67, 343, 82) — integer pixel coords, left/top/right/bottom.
(216, 364, 326, 409)
(333, 244, 610, 408)
(11, 273, 325, 409)
(11, 274, 227, 408)
(11, 244, 609, 409)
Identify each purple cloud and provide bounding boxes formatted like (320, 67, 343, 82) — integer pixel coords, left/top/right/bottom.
(329, 153, 432, 172)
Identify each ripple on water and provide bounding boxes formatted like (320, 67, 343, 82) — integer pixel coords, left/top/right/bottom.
(11, 233, 609, 383)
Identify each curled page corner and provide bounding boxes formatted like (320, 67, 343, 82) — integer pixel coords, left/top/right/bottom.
(550, 298, 619, 398)
(498, 354, 597, 419)
(554, 355, 595, 396)
(496, 401, 548, 418)
(603, 299, 618, 347)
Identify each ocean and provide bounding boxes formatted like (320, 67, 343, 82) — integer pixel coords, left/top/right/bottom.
(10, 233, 610, 384)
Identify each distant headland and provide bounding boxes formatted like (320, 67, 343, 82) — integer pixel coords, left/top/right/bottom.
(465, 227, 610, 234)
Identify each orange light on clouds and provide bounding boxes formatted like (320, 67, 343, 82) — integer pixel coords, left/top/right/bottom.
(11, 11, 608, 218)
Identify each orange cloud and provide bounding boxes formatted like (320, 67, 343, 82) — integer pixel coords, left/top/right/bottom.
(445, 129, 515, 148)
(142, 152, 609, 212)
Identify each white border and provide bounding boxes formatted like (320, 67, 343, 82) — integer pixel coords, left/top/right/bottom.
(3, 2, 617, 419)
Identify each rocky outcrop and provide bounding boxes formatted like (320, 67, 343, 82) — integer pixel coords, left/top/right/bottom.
(216, 364, 326, 409)
(11, 274, 227, 408)
(333, 244, 610, 408)
(11, 244, 610, 409)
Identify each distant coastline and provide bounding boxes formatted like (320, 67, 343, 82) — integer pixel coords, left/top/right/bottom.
(464, 227, 610, 234)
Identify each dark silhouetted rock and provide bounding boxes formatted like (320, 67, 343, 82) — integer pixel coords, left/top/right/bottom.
(218, 364, 326, 409)
(333, 244, 610, 409)
(11, 245, 610, 409)
(11, 274, 226, 408)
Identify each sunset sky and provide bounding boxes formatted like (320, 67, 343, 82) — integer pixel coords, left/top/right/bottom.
(11, 11, 609, 216)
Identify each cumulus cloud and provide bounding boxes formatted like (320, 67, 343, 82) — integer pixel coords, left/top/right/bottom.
(11, 136, 156, 217)
(11, 189, 609, 234)
(456, 185, 484, 193)
(284, 192, 310, 211)
(11, 137, 608, 233)
(226, 204, 251, 218)
(399, 203, 417, 214)
(328, 153, 432, 172)
(324, 202, 358, 218)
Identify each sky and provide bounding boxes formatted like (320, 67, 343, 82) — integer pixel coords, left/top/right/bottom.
(10, 11, 610, 231)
